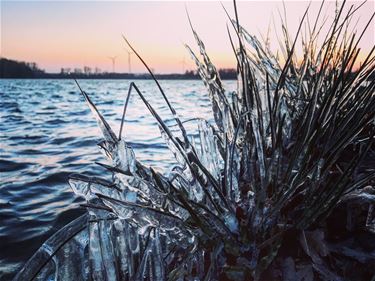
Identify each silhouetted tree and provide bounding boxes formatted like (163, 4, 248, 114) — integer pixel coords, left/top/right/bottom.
(0, 58, 44, 78)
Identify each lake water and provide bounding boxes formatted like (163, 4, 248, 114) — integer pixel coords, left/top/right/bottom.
(0, 79, 236, 280)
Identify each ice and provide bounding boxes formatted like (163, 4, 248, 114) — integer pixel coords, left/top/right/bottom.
(224, 213, 239, 234)
(69, 177, 93, 201)
(125, 191, 137, 203)
(89, 222, 105, 280)
(150, 228, 165, 281)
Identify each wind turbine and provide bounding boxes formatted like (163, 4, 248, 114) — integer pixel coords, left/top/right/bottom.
(124, 48, 134, 74)
(108, 55, 118, 73)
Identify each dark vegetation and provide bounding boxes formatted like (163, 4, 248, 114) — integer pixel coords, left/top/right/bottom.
(0, 58, 45, 78)
(0, 58, 238, 80)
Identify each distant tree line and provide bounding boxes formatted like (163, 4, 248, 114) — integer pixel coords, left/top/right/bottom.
(0, 58, 45, 78)
(2, 58, 374, 81)
(0, 57, 239, 80)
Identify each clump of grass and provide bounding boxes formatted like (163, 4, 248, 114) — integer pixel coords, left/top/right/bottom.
(16, 1, 374, 280)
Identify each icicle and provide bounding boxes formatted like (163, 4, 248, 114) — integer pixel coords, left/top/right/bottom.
(89, 222, 105, 281)
(134, 228, 154, 280)
(151, 228, 165, 281)
(112, 220, 130, 279)
(98, 220, 118, 281)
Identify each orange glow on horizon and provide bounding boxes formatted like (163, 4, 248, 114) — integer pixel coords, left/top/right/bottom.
(1, 1, 373, 74)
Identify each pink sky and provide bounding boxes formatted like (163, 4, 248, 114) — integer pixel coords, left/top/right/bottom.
(1, 1, 374, 73)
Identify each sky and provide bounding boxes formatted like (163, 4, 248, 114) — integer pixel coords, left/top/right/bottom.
(1, 0, 374, 74)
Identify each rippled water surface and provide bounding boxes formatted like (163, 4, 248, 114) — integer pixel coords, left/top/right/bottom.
(0, 79, 236, 280)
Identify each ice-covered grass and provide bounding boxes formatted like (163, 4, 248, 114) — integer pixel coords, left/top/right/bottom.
(15, 1, 374, 280)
